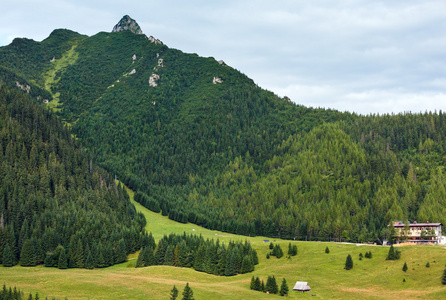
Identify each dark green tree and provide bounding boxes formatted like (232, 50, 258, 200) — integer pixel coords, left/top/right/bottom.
(84, 251, 94, 270)
(250, 276, 255, 290)
(386, 245, 401, 260)
(2, 244, 14, 267)
(425, 262, 430, 268)
(442, 268, 446, 285)
(265, 275, 278, 294)
(359, 253, 363, 261)
(58, 247, 68, 269)
(240, 255, 253, 274)
(325, 246, 330, 254)
(279, 278, 289, 296)
(170, 285, 179, 300)
(402, 262, 408, 272)
(20, 239, 36, 266)
(115, 239, 127, 264)
(345, 254, 353, 270)
(181, 283, 194, 300)
(288, 243, 297, 256)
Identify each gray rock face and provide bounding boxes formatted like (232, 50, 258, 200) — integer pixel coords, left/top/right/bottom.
(112, 15, 143, 34)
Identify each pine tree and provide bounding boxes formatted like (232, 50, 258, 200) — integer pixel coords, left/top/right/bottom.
(254, 277, 261, 291)
(2, 244, 14, 267)
(250, 276, 255, 290)
(20, 239, 36, 266)
(181, 283, 194, 300)
(269, 242, 274, 250)
(386, 245, 395, 260)
(58, 247, 68, 269)
(359, 253, 363, 260)
(115, 239, 127, 264)
(170, 285, 179, 300)
(240, 255, 253, 274)
(425, 262, 430, 268)
(325, 246, 330, 254)
(442, 268, 446, 285)
(386, 245, 401, 260)
(279, 278, 289, 296)
(345, 254, 353, 270)
(85, 251, 94, 270)
(163, 245, 175, 266)
(136, 247, 146, 268)
(402, 262, 408, 272)
(266, 275, 278, 294)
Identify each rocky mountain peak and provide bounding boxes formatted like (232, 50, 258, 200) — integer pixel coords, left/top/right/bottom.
(112, 15, 143, 35)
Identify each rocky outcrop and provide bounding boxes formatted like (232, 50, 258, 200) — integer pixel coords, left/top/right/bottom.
(213, 77, 223, 84)
(112, 15, 143, 34)
(16, 81, 31, 93)
(149, 73, 160, 87)
(147, 35, 163, 45)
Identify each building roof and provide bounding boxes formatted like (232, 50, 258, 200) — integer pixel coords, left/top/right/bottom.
(393, 222, 442, 228)
(293, 281, 311, 291)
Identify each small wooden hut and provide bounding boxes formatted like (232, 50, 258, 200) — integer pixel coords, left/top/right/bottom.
(293, 281, 311, 292)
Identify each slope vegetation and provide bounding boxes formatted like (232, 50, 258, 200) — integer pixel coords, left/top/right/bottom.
(0, 84, 145, 268)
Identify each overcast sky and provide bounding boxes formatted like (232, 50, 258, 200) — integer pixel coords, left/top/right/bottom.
(1, 0, 445, 115)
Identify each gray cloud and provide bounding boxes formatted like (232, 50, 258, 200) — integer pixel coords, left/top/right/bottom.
(1, 0, 445, 115)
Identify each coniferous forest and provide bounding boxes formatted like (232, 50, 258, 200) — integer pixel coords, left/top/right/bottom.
(0, 84, 146, 268)
(1, 15, 446, 253)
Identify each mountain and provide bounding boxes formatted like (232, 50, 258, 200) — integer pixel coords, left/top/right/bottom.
(112, 15, 143, 35)
(0, 16, 445, 243)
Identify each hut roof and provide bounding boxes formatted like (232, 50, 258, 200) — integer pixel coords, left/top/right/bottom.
(293, 281, 311, 291)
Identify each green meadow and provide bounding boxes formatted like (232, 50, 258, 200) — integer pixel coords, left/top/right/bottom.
(1, 186, 445, 299)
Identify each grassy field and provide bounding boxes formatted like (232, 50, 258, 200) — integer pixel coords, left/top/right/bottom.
(42, 44, 79, 112)
(1, 186, 445, 299)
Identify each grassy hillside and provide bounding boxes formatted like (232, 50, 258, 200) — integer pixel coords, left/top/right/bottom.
(1, 186, 444, 299)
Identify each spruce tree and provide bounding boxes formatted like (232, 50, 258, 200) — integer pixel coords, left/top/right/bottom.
(359, 253, 363, 260)
(240, 255, 252, 274)
(270, 276, 278, 294)
(170, 285, 179, 300)
(250, 276, 255, 290)
(279, 278, 289, 296)
(58, 247, 68, 269)
(136, 247, 146, 268)
(344, 254, 353, 270)
(402, 262, 408, 272)
(442, 268, 446, 285)
(425, 262, 430, 268)
(2, 244, 14, 267)
(20, 239, 36, 266)
(115, 239, 127, 264)
(386, 245, 401, 260)
(325, 246, 330, 254)
(163, 245, 175, 266)
(84, 251, 94, 270)
(254, 276, 261, 291)
(181, 283, 194, 300)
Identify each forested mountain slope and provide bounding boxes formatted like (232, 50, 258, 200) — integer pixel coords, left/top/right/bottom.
(0, 84, 145, 268)
(1, 16, 445, 243)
